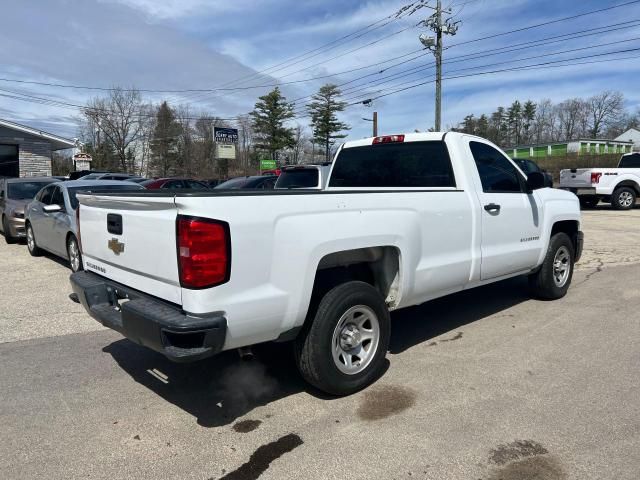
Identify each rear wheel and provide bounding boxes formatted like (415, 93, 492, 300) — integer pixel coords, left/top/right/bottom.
(67, 235, 83, 272)
(26, 223, 41, 256)
(2, 216, 17, 244)
(529, 232, 574, 300)
(294, 281, 390, 396)
(611, 187, 636, 210)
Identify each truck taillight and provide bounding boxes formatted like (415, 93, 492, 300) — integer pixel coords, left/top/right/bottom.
(177, 216, 230, 289)
(373, 134, 405, 144)
(591, 172, 602, 184)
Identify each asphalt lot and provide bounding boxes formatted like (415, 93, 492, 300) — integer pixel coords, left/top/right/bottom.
(1, 207, 639, 480)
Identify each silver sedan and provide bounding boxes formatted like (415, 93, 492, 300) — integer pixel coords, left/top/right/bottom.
(25, 180, 144, 272)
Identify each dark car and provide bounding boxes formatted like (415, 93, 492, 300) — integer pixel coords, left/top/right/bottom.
(215, 175, 277, 190)
(514, 159, 553, 188)
(141, 178, 210, 190)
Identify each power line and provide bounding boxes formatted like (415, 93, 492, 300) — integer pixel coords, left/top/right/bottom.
(448, 0, 640, 48)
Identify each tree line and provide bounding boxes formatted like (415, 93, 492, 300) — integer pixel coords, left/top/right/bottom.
(76, 84, 350, 178)
(453, 90, 639, 147)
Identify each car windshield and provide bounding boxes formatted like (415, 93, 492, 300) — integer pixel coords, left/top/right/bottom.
(618, 154, 640, 168)
(68, 184, 143, 209)
(79, 174, 102, 180)
(275, 169, 319, 188)
(215, 177, 250, 189)
(7, 181, 54, 200)
(516, 159, 539, 174)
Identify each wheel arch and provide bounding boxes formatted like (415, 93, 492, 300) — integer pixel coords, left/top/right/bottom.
(614, 180, 640, 195)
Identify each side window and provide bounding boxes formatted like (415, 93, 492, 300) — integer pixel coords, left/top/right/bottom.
(40, 186, 55, 205)
(50, 187, 64, 208)
(470, 142, 523, 193)
(185, 180, 205, 189)
(162, 180, 184, 189)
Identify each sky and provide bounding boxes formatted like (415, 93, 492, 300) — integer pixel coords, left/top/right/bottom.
(1, 0, 640, 141)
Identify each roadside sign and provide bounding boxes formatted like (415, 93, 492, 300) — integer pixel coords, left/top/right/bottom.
(73, 152, 92, 171)
(260, 159, 277, 170)
(216, 144, 236, 160)
(214, 127, 239, 144)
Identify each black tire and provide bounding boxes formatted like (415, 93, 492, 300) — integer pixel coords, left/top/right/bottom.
(67, 234, 83, 272)
(294, 281, 390, 396)
(579, 196, 599, 209)
(611, 187, 636, 210)
(529, 232, 574, 300)
(2, 216, 17, 244)
(26, 222, 42, 256)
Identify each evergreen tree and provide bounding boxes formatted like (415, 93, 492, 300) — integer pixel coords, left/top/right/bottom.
(507, 100, 522, 145)
(250, 87, 295, 161)
(522, 100, 536, 144)
(150, 101, 182, 176)
(307, 84, 350, 162)
(476, 114, 489, 138)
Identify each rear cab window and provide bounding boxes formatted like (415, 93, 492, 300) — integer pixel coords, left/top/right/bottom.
(276, 168, 320, 188)
(618, 154, 640, 168)
(329, 141, 456, 188)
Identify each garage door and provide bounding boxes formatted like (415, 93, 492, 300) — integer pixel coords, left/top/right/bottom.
(0, 144, 19, 177)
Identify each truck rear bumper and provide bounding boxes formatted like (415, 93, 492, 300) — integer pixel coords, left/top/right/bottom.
(561, 187, 597, 196)
(69, 271, 227, 362)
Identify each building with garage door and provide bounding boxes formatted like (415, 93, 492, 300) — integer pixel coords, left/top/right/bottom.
(0, 118, 76, 178)
(507, 138, 633, 159)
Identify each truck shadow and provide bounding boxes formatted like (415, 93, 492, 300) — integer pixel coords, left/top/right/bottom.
(389, 276, 530, 353)
(103, 276, 530, 428)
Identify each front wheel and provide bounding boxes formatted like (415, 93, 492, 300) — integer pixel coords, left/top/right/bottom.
(294, 281, 390, 396)
(529, 232, 575, 300)
(67, 235, 83, 272)
(611, 187, 636, 210)
(26, 223, 41, 256)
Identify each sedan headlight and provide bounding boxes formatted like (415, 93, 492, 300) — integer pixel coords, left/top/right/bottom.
(12, 212, 24, 219)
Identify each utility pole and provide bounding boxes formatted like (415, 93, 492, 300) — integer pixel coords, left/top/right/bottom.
(419, 1, 460, 132)
(362, 111, 378, 137)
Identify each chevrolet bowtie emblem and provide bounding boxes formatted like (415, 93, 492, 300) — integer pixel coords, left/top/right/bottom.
(108, 238, 125, 255)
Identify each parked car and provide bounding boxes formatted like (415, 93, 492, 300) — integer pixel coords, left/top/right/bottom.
(559, 152, 640, 209)
(215, 175, 277, 189)
(513, 159, 553, 188)
(25, 180, 144, 271)
(69, 132, 582, 396)
(0, 177, 57, 243)
(275, 164, 331, 190)
(141, 178, 210, 190)
(78, 172, 144, 182)
(68, 170, 109, 180)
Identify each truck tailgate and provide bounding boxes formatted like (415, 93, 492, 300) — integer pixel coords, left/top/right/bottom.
(78, 194, 181, 305)
(559, 168, 592, 188)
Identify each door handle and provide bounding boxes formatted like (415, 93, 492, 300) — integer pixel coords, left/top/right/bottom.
(484, 203, 501, 213)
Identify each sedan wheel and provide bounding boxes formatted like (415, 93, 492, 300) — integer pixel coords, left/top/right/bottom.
(26, 224, 41, 256)
(67, 236, 83, 272)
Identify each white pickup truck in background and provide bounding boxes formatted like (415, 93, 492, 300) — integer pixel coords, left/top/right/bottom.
(559, 152, 640, 209)
(70, 132, 582, 395)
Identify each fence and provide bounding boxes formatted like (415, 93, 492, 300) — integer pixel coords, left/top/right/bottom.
(529, 154, 620, 183)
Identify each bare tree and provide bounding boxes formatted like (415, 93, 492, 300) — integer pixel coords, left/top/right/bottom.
(588, 91, 624, 138)
(556, 98, 587, 140)
(84, 87, 144, 172)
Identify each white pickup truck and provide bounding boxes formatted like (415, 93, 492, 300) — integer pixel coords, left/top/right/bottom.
(559, 152, 640, 209)
(69, 132, 583, 395)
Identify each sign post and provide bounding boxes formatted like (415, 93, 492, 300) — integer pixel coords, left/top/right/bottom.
(213, 127, 239, 177)
(72, 152, 92, 171)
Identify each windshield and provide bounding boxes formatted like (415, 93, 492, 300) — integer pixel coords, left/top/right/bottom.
(215, 177, 250, 189)
(68, 184, 143, 209)
(618, 154, 640, 168)
(275, 169, 319, 188)
(515, 159, 539, 174)
(7, 181, 54, 200)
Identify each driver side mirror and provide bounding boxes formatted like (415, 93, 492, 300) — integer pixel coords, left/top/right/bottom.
(526, 172, 546, 192)
(43, 204, 63, 213)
